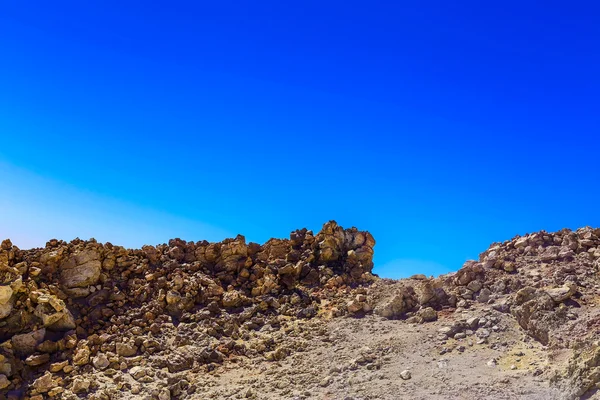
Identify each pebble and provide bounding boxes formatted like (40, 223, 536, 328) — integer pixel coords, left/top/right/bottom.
(400, 370, 411, 380)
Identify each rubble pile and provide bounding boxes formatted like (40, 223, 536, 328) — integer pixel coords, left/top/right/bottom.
(1, 221, 600, 399)
(0, 221, 375, 399)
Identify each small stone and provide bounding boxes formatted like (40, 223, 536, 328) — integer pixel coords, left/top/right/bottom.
(48, 387, 64, 397)
(477, 329, 491, 339)
(347, 300, 363, 314)
(25, 353, 50, 366)
(72, 377, 90, 393)
(417, 307, 438, 322)
(438, 327, 453, 335)
(73, 346, 91, 365)
(477, 288, 492, 303)
(49, 361, 69, 373)
(454, 332, 466, 339)
(546, 283, 577, 303)
(487, 358, 497, 367)
(116, 342, 138, 357)
(129, 366, 147, 380)
(466, 280, 483, 293)
(400, 370, 411, 380)
(166, 290, 181, 305)
(11, 328, 46, 356)
(0, 286, 13, 305)
(33, 372, 57, 393)
(466, 317, 479, 329)
(158, 388, 171, 400)
(0, 374, 9, 389)
(319, 376, 333, 387)
(93, 353, 110, 370)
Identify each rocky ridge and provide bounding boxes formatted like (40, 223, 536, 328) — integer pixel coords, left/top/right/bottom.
(0, 222, 600, 399)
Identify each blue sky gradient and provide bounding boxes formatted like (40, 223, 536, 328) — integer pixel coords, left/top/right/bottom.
(1, 1, 599, 278)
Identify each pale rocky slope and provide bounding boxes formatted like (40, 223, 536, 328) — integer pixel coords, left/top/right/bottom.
(1, 222, 600, 399)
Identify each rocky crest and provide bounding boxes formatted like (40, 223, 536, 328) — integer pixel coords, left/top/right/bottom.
(1, 223, 600, 399)
(0, 222, 376, 399)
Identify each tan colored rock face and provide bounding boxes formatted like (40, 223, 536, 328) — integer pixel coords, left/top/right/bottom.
(545, 283, 577, 303)
(0, 302, 12, 319)
(59, 249, 102, 288)
(0, 286, 12, 305)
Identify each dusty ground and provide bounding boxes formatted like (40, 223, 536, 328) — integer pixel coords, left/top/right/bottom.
(186, 301, 567, 400)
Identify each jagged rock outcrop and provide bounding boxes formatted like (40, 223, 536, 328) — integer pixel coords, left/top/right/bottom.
(0, 221, 375, 398)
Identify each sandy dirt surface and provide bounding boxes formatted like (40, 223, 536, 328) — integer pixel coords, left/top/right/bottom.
(196, 304, 566, 400)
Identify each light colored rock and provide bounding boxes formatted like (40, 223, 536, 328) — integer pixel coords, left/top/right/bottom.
(438, 327, 453, 335)
(514, 237, 529, 248)
(319, 376, 333, 387)
(477, 288, 492, 303)
(32, 372, 57, 393)
(0, 301, 12, 319)
(466, 280, 483, 293)
(477, 329, 491, 338)
(116, 342, 138, 357)
(400, 370, 412, 380)
(546, 283, 577, 303)
(60, 249, 102, 288)
(466, 317, 480, 329)
(25, 353, 50, 366)
(72, 377, 90, 393)
(374, 288, 417, 319)
(417, 307, 438, 322)
(93, 353, 110, 370)
(73, 346, 91, 366)
(49, 361, 69, 373)
(158, 388, 171, 400)
(0, 285, 13, 304)
(222, 291, 243, 308)
(48, 387, 64, 397)
(34, 303, 65, 327)
(129, 366, 147, 380)
(48, 309, 77, 331)
(166, 290, 181, 305)
(347, 300, 363, 314)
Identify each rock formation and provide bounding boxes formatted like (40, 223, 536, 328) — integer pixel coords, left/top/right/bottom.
(0, 221, 376, 399)
(1, 222, 600, 399)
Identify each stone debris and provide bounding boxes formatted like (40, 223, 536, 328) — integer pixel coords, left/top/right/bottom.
(400, 369, 412, 380)
(0, 224, 596, 398)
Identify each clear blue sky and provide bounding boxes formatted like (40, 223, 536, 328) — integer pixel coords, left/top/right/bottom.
(1, 1, 599, 278)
